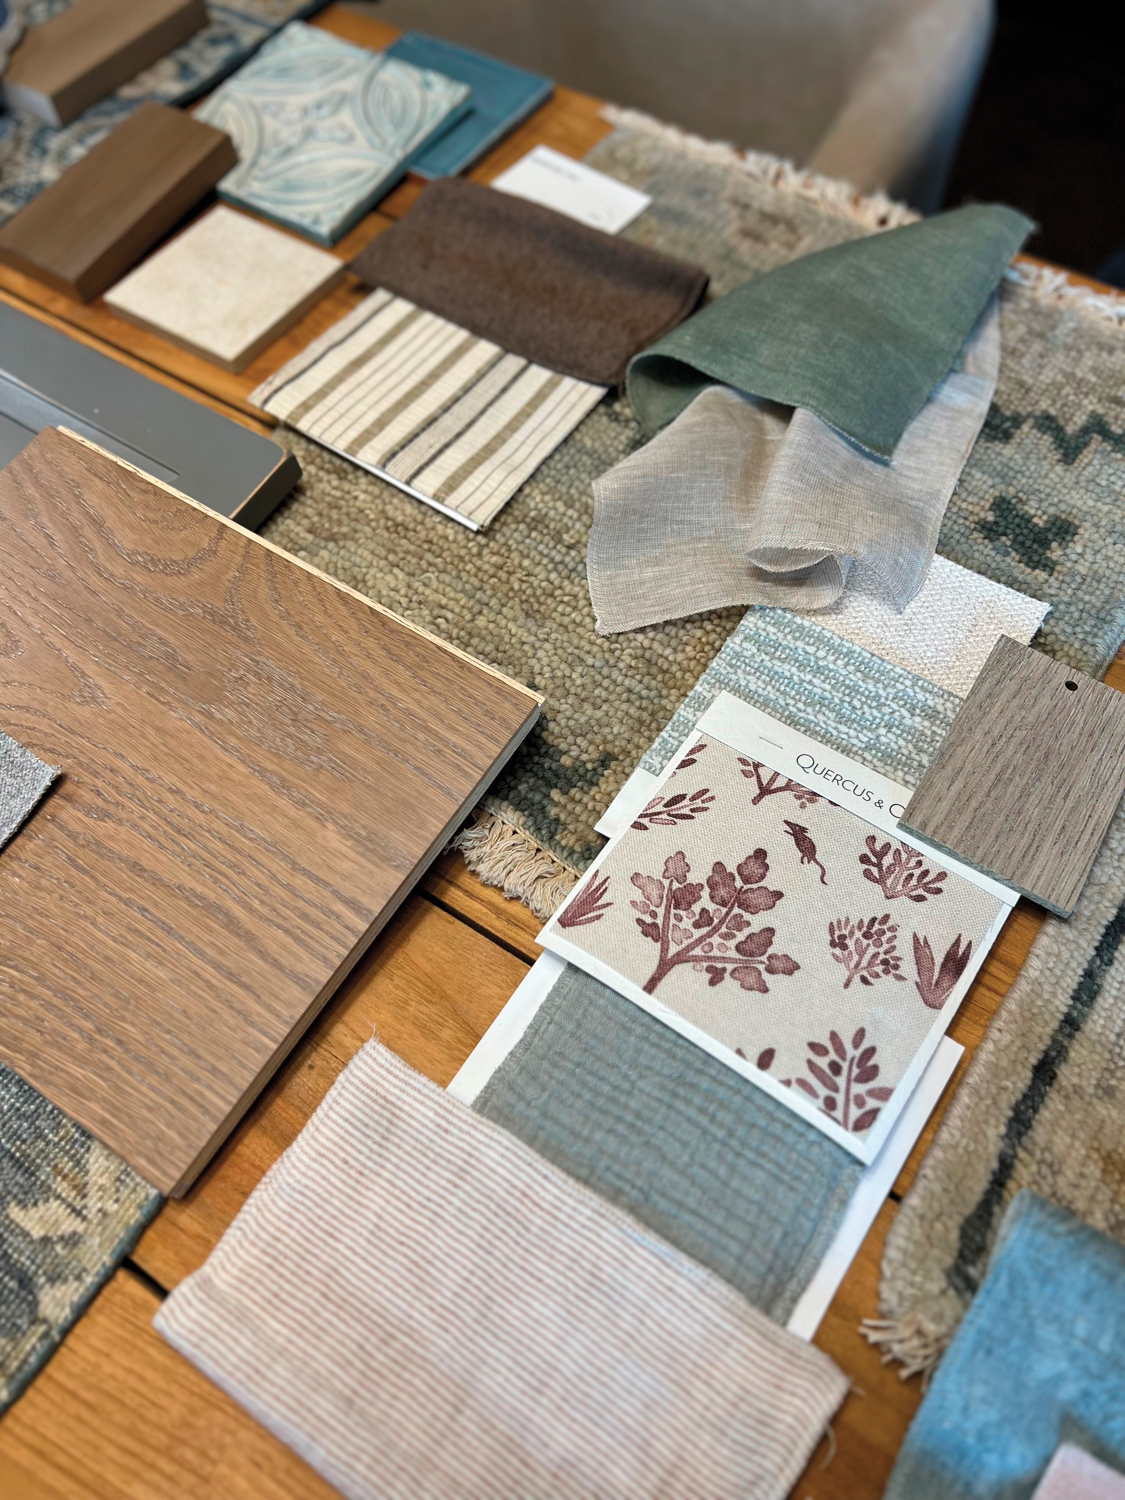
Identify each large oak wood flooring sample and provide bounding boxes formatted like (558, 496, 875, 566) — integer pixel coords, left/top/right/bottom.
(0, 428, 540, 1196)
(900, 635, 1125, 915)
(0, 103, 236, 302)
(0, 0, 207, 126)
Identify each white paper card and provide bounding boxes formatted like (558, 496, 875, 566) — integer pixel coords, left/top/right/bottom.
(490, 145, 652, 233)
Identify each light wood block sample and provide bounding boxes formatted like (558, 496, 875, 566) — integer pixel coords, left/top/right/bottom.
(900, 636, 1125, 915)
(0, 0, 207, 126)
(105, 206, 345, 372)
(0, 103, 236, 302)
(0, 428, 540, 1196)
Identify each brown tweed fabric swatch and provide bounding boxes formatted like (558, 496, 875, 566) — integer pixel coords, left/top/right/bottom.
(349, 177, 708, 386)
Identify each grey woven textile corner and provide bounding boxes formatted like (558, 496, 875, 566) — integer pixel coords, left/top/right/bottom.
(0, 1065, 161, 1412)
(475, 964, 862, 1324)
(0, 729, 57, 847)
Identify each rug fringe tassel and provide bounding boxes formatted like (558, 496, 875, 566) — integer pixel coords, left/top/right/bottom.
(860, 1314, 951, 1384)
(452, 812, 579, 922)
(598, 103, 919, 232)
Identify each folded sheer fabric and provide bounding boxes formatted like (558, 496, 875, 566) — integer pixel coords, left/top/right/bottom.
(884, 1192, 1125, 1500)
(156, 1042, 848, 1500)
(589, 295, 1000, 631)
(474, 964, 862, 1324)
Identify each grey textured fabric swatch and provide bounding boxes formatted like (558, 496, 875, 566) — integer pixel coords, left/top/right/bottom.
(475, 964, 863, 1324)
(641, 606, 961, 792)
(589, 296, 999, 631)
(0, 730, 57, 847)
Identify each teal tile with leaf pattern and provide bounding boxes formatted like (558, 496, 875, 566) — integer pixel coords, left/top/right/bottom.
(195, 21, 471, 244)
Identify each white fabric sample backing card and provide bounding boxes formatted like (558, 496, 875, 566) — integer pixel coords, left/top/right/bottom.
(490, 145, 652, 233)
(541, 693, 1014, 1164)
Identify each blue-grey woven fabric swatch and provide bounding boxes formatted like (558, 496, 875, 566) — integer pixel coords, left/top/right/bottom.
(641, 605, 962, 790)
(885, 1191, 1125, 1500)
(474, 964, 862, 1324)
(0, 730, 57, 848)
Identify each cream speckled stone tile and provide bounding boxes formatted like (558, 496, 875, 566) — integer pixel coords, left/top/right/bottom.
(104, 205, 343, 370)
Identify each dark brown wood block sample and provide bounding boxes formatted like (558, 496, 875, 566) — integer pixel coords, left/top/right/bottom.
(900, 636, 1125, 916)
(0, 0, 206, 126)
(0, 103, 236, 302)
(0, 428, 540, 1195)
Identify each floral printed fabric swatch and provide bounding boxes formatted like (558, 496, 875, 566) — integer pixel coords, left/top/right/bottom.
(543, 732, 1005, 1155)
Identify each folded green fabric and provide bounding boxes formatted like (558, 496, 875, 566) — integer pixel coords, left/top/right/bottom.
(627, 203, 1033, 457)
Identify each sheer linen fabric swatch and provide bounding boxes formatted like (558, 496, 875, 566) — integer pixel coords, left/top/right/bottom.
(349, 177, 708, 386)
(474, 963, 862, 1323)
(0, 729, 57, 847)
(884, 1192, 1125, 1500)
(155, 1042, 848, 1500)
(547, 733, 1004, 1148)
(626, 202, 1031, 456)
(1032, 1447, 1125, 1500)
(589, 296, 1001, 629)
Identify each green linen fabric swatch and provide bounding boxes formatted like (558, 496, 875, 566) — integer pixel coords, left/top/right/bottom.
(474, 964, 862, 1324)
(627, 203, 1032, 457)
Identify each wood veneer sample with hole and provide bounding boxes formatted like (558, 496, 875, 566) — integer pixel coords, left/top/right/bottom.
(899, 636, 1125, 916)
(0, 0, 207, 126)
(0, 103, 236, 302)
(0, 428, 540, 1196)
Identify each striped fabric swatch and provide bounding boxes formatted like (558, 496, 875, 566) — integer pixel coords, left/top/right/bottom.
(251, 289, 606, 530)
(156, 1042, 848, 1500)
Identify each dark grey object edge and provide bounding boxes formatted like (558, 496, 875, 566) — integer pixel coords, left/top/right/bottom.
(0, 301, 299, 526)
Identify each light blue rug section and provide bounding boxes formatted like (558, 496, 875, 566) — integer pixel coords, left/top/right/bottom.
(885, 1192, 1125, 1500)
(0, 729, 57, 848)
(641, 606, 961, 790)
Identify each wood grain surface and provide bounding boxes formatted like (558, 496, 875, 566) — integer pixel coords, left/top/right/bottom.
(0, 428, 539, 1194)
(0, 0, 207, 127)
(0, 103, 236, 302)
(902, 636, 1125, 915)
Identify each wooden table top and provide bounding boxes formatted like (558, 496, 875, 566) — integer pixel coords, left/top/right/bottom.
(1, 6, 1120, 1497)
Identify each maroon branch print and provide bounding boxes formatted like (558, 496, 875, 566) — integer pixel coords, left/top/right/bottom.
(557, 870, 612, 928)
(675, 740, 707, 771)
(737, 758, 823, 809)
(860, 836, 947, 902)
(631, 786, 716, 832)
(629, 850, 798, 996)
(783, 820, 828, 885)
(828, 914, 907, 989)
(791, 1028, 894, 1133)
(913, 933, 973, 1009)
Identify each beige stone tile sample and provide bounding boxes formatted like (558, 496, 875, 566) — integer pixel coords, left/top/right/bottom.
(104, 206, 344, 372)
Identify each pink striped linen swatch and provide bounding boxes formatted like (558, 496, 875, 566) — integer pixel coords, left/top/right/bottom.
(155, 1042, 847, 1500)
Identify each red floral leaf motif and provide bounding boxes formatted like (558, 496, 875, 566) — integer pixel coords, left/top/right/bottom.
(670, 927, 689, 946)
(865, 1087, 894, 1101)
(823, 1096, 838, 1113)
(765, 952, 800, 975)
(795, 1077, 819, 1098)
(737, 885, 784, 914)
(705, 965, 726, 986)
(636, 920, 662, 942)
(725, 913, 748, 932)
(852, 1027, 866, 1050)
(736, 849, 769, 885)
(937, 934, 973, 993)
(733, 926, 775, 959)
(707, 862, 738, 906)
(807, 1060, 840, 1093)
(756, 1048, 776, 1071)
(852, 1108, 881, 1133)
(629, 899, 651, 915)
(856, 1045, 877, 1069)
(854, 1064, 880, 1084)
(676, 740, 707, 769)
(689, 788, 712, 803)
(829, 1030, 847, 1061)
(631, 872, 664, 907)
(671, 881, 704, 910)
(692, 909, 713, 929)
(557, 871, 612, 928)
(663, 852, 690, 884)
(730, 964, 768, 992)
(808, 1042, 830, 1057)
(663, 793, 687, 809)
